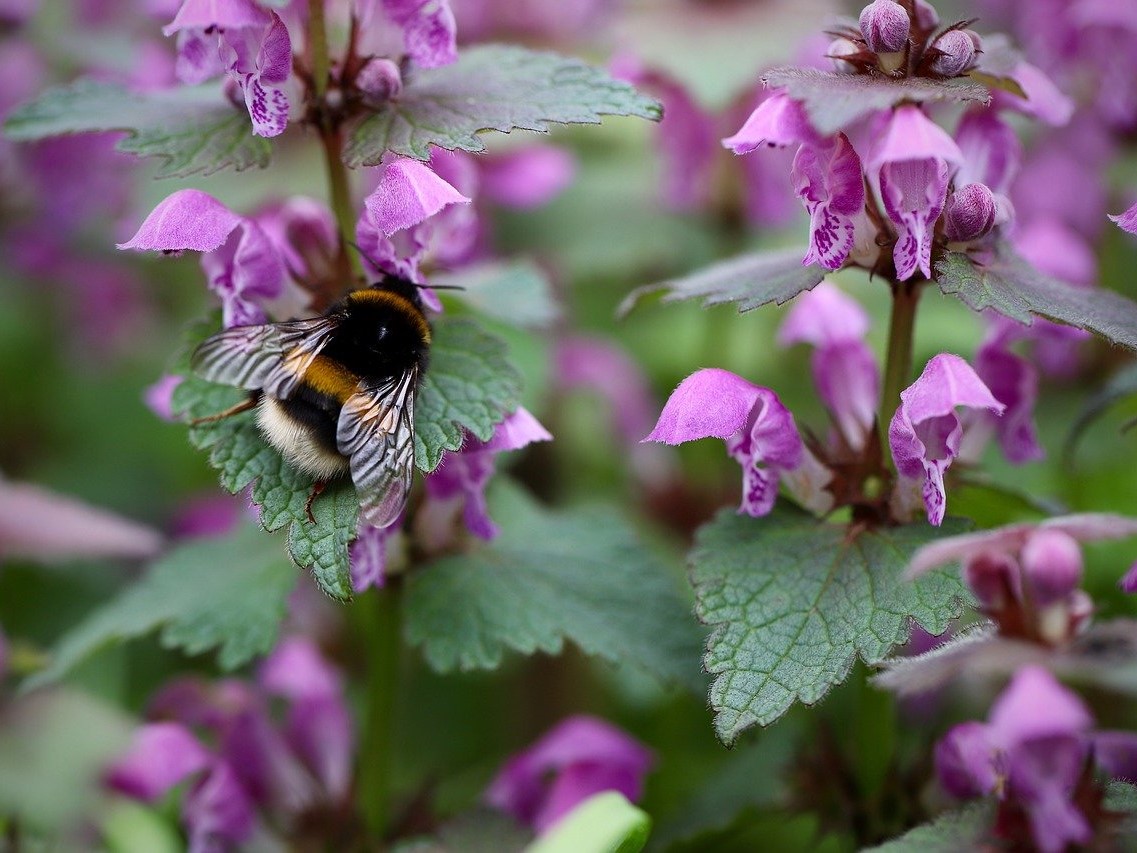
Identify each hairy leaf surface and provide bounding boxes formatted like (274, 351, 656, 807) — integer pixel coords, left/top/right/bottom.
(691, 507, 970, 742)
(4, 80, 270, 177)
(344, 45, 661, 164)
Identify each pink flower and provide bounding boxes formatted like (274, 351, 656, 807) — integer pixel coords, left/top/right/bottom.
(888, 354, 1004, 525)
(485, 715, 653, 833)
(645, 369, 804, 517)
(119, 189, 285, 328)
(356, 0, 457, 68)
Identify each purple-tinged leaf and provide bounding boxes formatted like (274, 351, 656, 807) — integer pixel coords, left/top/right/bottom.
(874, 619, 1137, 699)
(761, 67, 990, 136)
(935, 246, 1137, 352)
(3, 80, 270, 178)
(343, 45, 661, 165)
(691, 506, 970, 742)
(618, 247, 825, 317)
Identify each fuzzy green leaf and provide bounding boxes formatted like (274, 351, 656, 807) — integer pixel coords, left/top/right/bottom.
(762, 67, 990, 136)
(344, 44, 661, 165)
(170, 314, 521, 599)
(404, 483, 705, 692)
(25, 523, 296, 688)
(864, 804, 994, 851)
(414, 316, 523, 471)
(936, 247, 1137, 352)
(617, 247, 826, 318)
(3, 80, 269, 178)
(527, 792, 651, 853)
(691, 507, 970, 743)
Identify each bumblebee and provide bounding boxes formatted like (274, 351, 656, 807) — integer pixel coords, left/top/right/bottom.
(191, 276, 430, 527)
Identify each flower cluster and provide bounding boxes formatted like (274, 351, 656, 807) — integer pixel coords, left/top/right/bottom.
(106, 637, 354, 850)
(724, 0, 1070, 282)
(645, 283, 1033, 526)
(936, 665, 1137, 851)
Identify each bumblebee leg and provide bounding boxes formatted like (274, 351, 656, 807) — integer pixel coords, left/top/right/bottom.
(190, 395, 257, 425)
(305, 481, 327, 524)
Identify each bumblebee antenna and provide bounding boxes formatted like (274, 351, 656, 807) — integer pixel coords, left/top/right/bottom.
(346, 241, 466, 291)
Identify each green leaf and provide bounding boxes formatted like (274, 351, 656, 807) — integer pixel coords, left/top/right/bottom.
(394, 810, 532, 853)
(3, 80, 270, 178)
(0, 689, 134, 833)
(433, 260, 561, 329)
(171, 314, 521, 599)
(404, 483, 706, 691)
(936, 247, 1137, 352)
(862, 803, 994, 852)
(25, 523, 296, 688)
(415, 316, 524, 471)
(526, 792, 651, 853)
(691, 507, 970, 742)
(344, 44, 662, 164)
(617, 247, 826, 318)
(761, 67, 990, 136)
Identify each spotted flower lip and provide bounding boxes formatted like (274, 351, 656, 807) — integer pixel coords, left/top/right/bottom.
(889, 354, 1005, 526)
(485, 715, 653, 834)
(645, 368, 803, 517)
(867, 106, 962, 281)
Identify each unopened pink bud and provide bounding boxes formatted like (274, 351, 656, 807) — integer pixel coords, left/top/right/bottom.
(859, 0, 910, 54)
(1021, 529, 1083, 606)
(356, 57, 402, 107)
(930, 29, 978, 77)
(944, 183, 996, 243)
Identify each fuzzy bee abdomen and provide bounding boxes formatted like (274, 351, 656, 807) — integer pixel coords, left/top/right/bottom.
(256, 395, 349, 481)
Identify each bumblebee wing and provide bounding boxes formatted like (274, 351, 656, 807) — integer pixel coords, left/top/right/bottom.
(337, 367, 418, 528)
(191, 317, 339, 397)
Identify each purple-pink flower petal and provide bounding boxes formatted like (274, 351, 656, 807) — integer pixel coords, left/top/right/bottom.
(349, 521, 396, 592)
(182, 762, 256, 853)
(485, 715, 652, 833)
(363, 158, 471, 237)
(777, 281, 870, 348)
(889, 354, 1004, 525)
(1110, 201, 1137, 235)
(163, 0, 268, 36)
(644, 368, 765, 444)
(144, 374, 184, 422)
(722, 92, 821, 154)
(381, 0, 458, 68)
(554, 337, 658, 446)
(117, 189, 243, 253)
(988, 665, 1092, 746)
(974, 334, 1044, 464)
(479, 145, 576, 210)
(106, 723, 212, 802)
(935, 720, 997, 798)
(258, 637, 342, 703)
(793, 134, 866, 271)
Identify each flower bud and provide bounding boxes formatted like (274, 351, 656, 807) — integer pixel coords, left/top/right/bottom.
(930, 29, 978, 77)
(944, 182, 997, 243)
(1021, 529, 1083, 606)
(859, 1, 910, 54)
(912, 0, 940, 30)
(828, 37, 860, 73)
(963, 552, 1020, 610)
(356, 57, 402, 108)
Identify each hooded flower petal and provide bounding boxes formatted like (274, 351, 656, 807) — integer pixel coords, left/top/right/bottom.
(777, 281, 870, 347)
(989, 665, 1092, 747)
(722, 92, 820, 154)
(380, 0, 458, 68)
(485, 715, 652, 833)
(993, 59, 1075, 127)
(363, 158, 471, 237)
(889, 354, 1005, 525)
(200, 219, 285, 327)
(935, 721, 997, 798)
(644, 368, 767, 444)
(144, 374, 184, 422)
(793, 134, 866, 270)
(259, 637, 342, 703)
(106, 722, 212, 802)
(953, 110, 1021, 194)
(163, 0, 269, 37)
(182, 762, 256, 853)
(117, 189, 243, 253)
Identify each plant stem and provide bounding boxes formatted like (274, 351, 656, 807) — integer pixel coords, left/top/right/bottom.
(357, 585, 402, 842)
(878, 280, 922, 453)
(307, 0, 362, 286)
